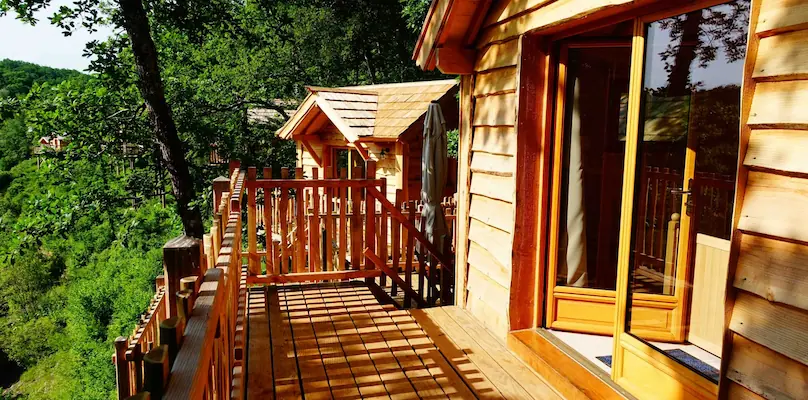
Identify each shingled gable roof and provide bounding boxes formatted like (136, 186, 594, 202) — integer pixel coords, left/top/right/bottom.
(277, 79, 457, 141)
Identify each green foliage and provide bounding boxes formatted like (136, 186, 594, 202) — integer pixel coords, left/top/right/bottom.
(0, 0, 448, 397)
(0, 59, 82, 100)
(447, 129, 458, 158)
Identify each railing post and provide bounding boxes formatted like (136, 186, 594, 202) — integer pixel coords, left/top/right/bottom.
(247, 167, 259, 275)
(365, 161, 377, 283)
(213, 176, 230, 214)
(163, 236, 201, 318)
(115, 336, 131, 400)
(143, 345, 168, 399)
(159, 316, 182, 369)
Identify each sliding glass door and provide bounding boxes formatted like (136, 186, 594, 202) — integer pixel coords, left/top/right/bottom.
(543, 0, 750, 397)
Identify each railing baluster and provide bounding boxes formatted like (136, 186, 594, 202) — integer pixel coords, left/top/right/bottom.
(309, 168, 321, 273)
(364, 162, 377, 282)
(263, 167, 274, 276)
(379, 177, 388, 288)
(351, 167, 362, 270)
(391, 190, 402, 297)
(280, 168, 290, 275)
(404, 200, 415, 308)
(339, 168, 348, 271)
(294, 168, 306, 273)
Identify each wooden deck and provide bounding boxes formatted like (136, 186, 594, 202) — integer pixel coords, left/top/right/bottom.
(246, 282, 562, 399)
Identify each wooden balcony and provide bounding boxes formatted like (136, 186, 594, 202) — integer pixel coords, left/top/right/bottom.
(113, 161, 559, 399)
(246, 282, 561, 399)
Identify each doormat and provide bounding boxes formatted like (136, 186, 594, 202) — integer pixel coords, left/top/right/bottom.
(595, 349, 718, 381)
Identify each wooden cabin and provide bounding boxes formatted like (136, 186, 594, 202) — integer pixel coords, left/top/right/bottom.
(414, 0, 808, 399)
(277, 81, 460, 202)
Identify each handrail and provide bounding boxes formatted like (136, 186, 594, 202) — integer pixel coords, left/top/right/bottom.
(113, 280, 168, 398)
(163, 169, 246, 399)
(115, 165, 247, 400)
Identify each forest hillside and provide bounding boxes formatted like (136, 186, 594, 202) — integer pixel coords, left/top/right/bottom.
(0, 0, 438, 398)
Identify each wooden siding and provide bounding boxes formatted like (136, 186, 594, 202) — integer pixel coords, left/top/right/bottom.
(723, 1, 808, 399)
(458, 37, 520, 337)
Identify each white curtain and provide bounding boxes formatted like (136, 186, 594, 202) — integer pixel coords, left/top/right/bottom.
(561, 77, 588, 287)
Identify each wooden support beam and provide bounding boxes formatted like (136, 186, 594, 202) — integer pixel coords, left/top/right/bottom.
(300, 137, 323, 167)
(246, 269, 382, 285)
(351, 142, 370, 161)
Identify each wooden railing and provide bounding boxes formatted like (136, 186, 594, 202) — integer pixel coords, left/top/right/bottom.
(113, 279, 168, 397)
(114, 159, 456, 398)
(244, 163, 455, 307)
(115, 162, 248, 400)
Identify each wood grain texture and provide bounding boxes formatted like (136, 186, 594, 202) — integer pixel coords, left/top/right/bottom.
(468, 194, 515, 233)
(472, 126, 517, 156)
(754, 29, 808, 80)
(735, 233, 808, 311)
(455, 75, 474, 308)
(510, 34, 550, 332)
(467, 240, 511, 289)
(729, 291, 808, 366)
(738, 171, 808, 242)
(469, 172, 515, 203)
(726, 334, 808, 400)
(744, 129, 808, 175)
(483, 0, 556, 27)
(726, 381, 766, 400)
(475, 39, 520, 72)
(474, 67, 518, 97)
(756, 0, 808, 35)
(468, 217, 513, 269)
(477, 0, 633, 46)
(748, 80, 808, 128)
(472, 92, 517, 127)
(470, 151, 515, 176)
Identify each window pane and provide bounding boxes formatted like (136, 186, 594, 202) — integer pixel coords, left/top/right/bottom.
(555, 46, 631, 290)
(625, 0, 750, 382)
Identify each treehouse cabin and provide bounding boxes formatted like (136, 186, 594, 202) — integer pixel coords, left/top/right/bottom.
(277, 80, 460, 202)
(414, 0, 808, 399)
(113, 1, 808, 399)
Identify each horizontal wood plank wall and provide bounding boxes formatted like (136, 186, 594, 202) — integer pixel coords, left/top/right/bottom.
(721, 1, 808, 398)
(463, 37, 521, 339)
(476, 0, 637, 46)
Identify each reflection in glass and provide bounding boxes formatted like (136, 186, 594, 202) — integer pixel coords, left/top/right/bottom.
(555, 46, 631, 290)
(625, 0, 749, 382)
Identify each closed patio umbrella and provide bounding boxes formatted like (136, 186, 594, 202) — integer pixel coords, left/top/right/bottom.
(421, 101, 449, 252)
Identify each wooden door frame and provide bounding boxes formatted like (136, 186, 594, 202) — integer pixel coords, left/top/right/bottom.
(611, 1, 744, 397)
(544, 40, 632, 336)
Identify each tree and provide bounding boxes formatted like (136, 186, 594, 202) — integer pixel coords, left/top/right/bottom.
(1, 0, 204, 238)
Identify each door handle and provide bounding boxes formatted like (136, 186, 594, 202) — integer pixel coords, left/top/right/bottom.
(669, 188, 691, 196)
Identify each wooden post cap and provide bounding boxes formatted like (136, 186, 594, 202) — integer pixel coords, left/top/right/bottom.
(179, 276, 197, 294)
(159, 316, 183, 369)
(142, 345, 168, 399)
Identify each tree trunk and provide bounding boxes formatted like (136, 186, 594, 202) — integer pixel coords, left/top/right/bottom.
(666, 11, 703, 97)
(118, 0, 204, 238)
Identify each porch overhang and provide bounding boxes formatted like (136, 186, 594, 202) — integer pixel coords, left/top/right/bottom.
(412, 0, 491, 74)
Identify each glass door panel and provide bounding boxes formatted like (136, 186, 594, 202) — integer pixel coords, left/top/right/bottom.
(546, 43, 631, 335)
(621, 0, 749, 383)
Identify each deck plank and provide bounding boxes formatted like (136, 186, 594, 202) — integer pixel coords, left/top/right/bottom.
(443, 306, 563, 400)
(247, 288, 274, 399)
(250, 283, 560, 400)
(270, 287, 303, 399)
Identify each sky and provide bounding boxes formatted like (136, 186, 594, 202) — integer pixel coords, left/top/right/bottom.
(0, 0, 115, 72)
